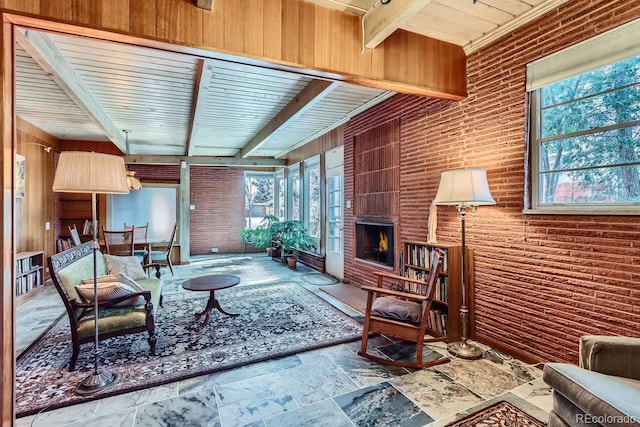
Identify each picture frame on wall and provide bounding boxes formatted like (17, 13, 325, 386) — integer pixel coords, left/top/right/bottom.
(16, 154, 25, 199)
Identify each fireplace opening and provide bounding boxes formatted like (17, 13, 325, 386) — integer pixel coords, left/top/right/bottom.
(356, 221, 395, 267)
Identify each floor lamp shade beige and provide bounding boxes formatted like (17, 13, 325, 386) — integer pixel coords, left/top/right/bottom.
(52, 151, 129, 394)
(434, 168, 495, 360)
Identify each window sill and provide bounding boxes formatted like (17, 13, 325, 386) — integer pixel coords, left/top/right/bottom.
(523, 207, 640, 216)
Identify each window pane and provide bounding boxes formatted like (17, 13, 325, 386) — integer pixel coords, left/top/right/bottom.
(290, 169, 300, 220)
(244, 174, 274, 228)
(540, 125, 640, 171)
(540, 165, 640, 204)
(110, 186, 176, 242)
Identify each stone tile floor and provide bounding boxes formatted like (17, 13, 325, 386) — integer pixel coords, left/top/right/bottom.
(15, 254, 553, 426)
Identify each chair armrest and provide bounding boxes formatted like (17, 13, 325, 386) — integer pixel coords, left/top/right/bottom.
(360, 285, 428, 301)
(372, 270, 430, 287)
(580, 335, 640, 381)
(143, 263, 162, 279)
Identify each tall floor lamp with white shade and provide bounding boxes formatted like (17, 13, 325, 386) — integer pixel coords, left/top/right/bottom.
(434, 168, 495, 360)
(53, 151, 130, 394)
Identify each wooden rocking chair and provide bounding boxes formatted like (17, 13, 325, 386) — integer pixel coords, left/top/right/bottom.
(358, 248, 450, 368)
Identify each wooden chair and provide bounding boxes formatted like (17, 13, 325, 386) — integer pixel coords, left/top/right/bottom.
(149, 223, 178, 275)
(358, 248, 450, 369)
(125, 223, 149, 263)
(101, 227, 135, 257)
(68, 224, 82, 246)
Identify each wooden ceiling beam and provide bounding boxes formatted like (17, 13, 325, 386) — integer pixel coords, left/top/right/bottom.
(363, 0, 433, 49)
(186, 59, 215, 156)
(15, 28, 127, 152)
(239, 79, 339, 158)
(126, 155, 286, 167)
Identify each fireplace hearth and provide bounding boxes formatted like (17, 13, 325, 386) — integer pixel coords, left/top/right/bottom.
(356, 221, 395, 267)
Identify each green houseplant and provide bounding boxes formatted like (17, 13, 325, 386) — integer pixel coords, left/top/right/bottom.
(274, 220, 316, 269)
(240, 214, 280, 254)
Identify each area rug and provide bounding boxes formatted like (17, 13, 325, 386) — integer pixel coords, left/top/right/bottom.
(301, 272, 340, 285)
(446, 400, 546, 427)
(15, 281, 363, 417)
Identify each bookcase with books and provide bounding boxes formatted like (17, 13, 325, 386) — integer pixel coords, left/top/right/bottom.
(402, 240, 463, 342)
(15, 251, 45, 305)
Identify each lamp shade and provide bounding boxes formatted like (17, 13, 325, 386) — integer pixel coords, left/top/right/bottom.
(126, 171, 142, 190)
(53, 151, 130, 194)
(434, 168, 496, 207)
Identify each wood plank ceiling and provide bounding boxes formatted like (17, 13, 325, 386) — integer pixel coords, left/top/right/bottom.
(16, 0, 569, 165)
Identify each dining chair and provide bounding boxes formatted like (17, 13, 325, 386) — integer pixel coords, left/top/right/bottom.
(125, 223, 149, 263)
(149, 223, 178, 275)
(101, 227, 135, 257)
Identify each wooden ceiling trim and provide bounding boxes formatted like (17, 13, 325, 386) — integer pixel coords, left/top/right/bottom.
(126, 155, 286, 167)
(363, 0, 433, 49)
(15, 29, 127, 152)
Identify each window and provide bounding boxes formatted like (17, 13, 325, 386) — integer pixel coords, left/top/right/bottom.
(109, 185, 177, 242)
(275, 169, 285, 220)
(304, 156, 321, 239)
(528, 19, 640, 213)
(244, 172, 274, 228)
(288, 164, 300, 220)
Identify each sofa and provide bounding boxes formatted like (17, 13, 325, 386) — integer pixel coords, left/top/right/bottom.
(48, 241, 163, 371)
(543, 335, 640, 427)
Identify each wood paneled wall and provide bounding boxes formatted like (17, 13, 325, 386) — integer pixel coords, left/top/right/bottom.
(15, 118, 57, 267)
(286, 126, 343, 165)
(0, 0, 466, 99)
(343, 0, 640, 366)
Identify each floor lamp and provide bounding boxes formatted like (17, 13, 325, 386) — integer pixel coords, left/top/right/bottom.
(434, 168, 495, 360)
(53, 151, 130, 394)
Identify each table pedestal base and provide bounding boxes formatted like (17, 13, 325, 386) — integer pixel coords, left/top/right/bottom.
(194, 289, 239, 326)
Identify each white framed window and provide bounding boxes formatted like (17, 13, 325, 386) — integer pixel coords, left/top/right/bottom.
(304, 156, 321, 240)
(244, 171, 274, 229)
(288, 163, 300, 220)
(274, 169, 285, 221)
(527, 19, 640, 214)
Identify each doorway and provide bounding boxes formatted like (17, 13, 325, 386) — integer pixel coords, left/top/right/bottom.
(325, 146, 344, 280)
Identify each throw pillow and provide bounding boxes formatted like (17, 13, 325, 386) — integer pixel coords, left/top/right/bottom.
(81, 272, 142, 289)
(75, 281, 145, 306)
(103, 255, 146, 280)
(371, 296, 421, 323)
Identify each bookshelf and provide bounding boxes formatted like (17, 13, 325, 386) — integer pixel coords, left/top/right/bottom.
(402, 240, 464, 342)
(15, 251, 45, 305)
(58, 193, 98, 245)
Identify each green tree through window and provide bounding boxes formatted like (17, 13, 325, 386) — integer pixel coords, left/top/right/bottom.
(533, 55, 640, 208)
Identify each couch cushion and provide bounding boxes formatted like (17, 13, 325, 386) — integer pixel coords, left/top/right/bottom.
(543, 363, 640, 422)
(76, 276, 162, 339)
(57, 251, 108, 302)
(103, 255, 146, 280)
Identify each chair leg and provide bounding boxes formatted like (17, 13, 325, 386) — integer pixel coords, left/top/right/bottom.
(69, 345, 79, 371)
(167, 257, 174, 275)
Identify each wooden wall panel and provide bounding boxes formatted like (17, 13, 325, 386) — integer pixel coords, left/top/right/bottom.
(286, 126, 344, 165)
(129, 0, 157, 37)
(1, 0, 465, 99)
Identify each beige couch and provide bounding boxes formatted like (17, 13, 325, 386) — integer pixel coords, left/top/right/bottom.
(543, 336, 640, 426)
(48, 241, 163, 371)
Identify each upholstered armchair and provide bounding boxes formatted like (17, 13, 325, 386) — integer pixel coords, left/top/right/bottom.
(543, 335, 640, 426)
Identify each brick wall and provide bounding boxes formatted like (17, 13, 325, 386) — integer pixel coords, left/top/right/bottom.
(344, 0, 640, 364)
(189, 167, 246, 255)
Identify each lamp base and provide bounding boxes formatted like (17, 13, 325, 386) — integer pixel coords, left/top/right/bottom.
(447, 340, 483, 360)
(75, 370, 120, 395)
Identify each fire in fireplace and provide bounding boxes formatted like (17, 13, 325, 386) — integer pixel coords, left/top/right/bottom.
(356, 221, 395, 267)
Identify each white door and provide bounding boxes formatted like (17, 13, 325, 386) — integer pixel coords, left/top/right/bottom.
(325, 146, 344, 280)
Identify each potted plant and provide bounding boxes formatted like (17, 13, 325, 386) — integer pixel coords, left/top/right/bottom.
(277, 221, 316, 269)
(240, 215, 280, 255)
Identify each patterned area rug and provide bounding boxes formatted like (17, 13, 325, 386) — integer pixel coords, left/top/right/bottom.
(15, 282, 363, 417)
(447, 401, 546, 427)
